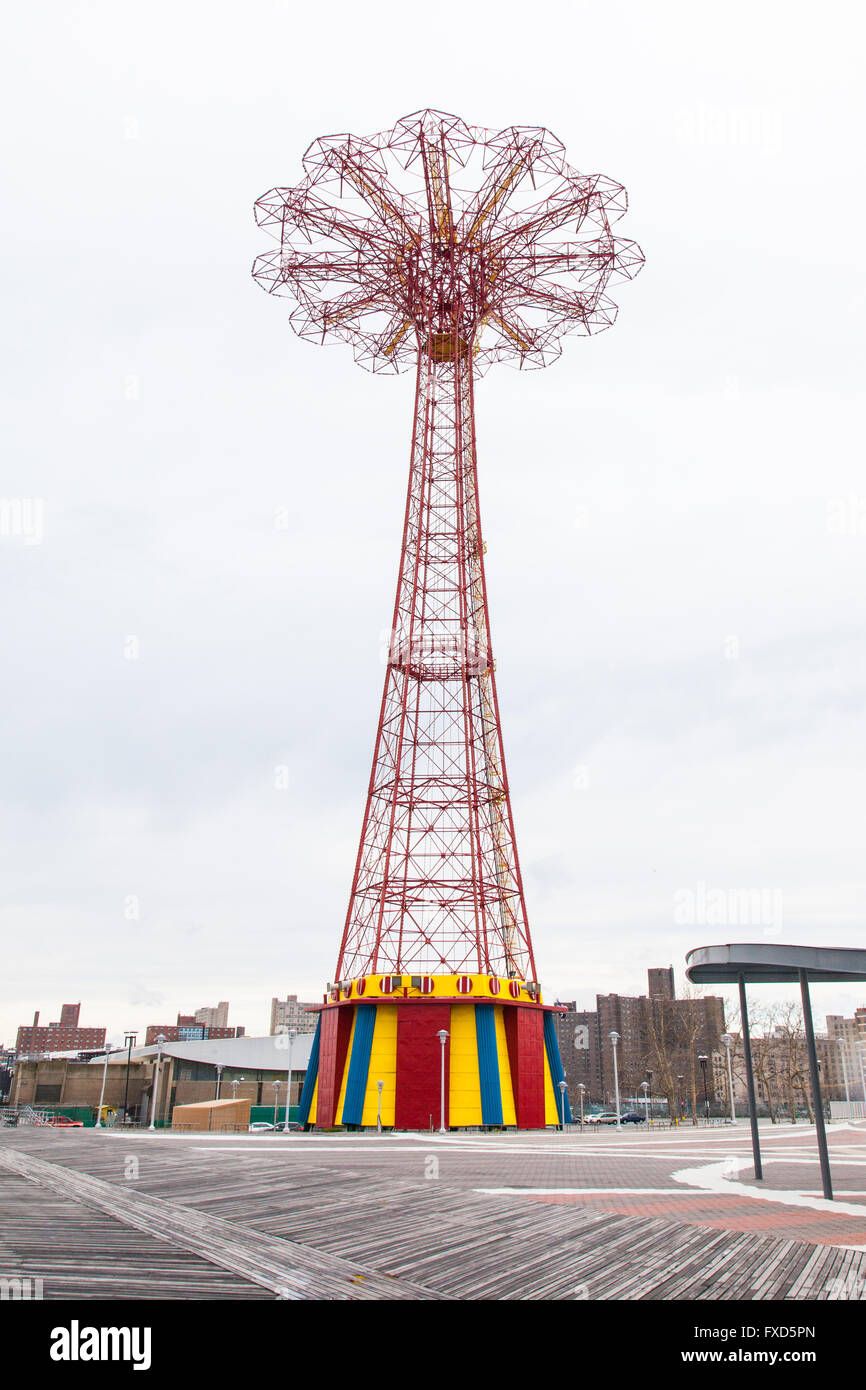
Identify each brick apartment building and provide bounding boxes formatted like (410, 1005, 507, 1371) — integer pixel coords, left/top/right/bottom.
(15, 1003, 106, 1056)
(551, 968, 726, 1114)
(144, 1004, 245, 1047)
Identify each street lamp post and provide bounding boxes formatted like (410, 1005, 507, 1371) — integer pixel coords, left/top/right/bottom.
(283, 1031, 296, 1133)
(122, 1032, 137, 1121)
(640, 1079, 649, 1126)
(273, 1078, 281, 1130)
(377, 1079, 384, 1133)
(148, 1034, 167, 1131)
(214, 1064, 224, 1100)
(95, 1044, 113, 1128)
(437, 1029, 449, 1133)
(721, 1033, 737, 1125)
(698, 1054, 710, 1122)
(609, 1031, 621, 1130)
(838, 1038, 851, 1110)
(557, 1079, 567, 1131)
(578, 1082, 586, 1129)
(230, 1076, 245, 1102)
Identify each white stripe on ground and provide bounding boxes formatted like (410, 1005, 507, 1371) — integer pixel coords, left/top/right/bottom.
(670, 1155, 866, 1218)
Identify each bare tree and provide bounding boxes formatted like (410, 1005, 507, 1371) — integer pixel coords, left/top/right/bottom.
(644, 1000, 678, 1121)
(772, 1001, 813, 1123)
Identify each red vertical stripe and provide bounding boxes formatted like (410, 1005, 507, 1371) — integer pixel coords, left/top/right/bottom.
(503, 1006, 545, 1129)
(316, 1005, 354, 1127)
(394, 1004, 451, 1130)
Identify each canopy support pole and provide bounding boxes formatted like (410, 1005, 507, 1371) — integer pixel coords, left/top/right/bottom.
(799, 966, 833, 1200)
(738, 973, 762, 1181)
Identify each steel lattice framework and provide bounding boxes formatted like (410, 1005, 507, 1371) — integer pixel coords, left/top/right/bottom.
(254, 110, 642, 983)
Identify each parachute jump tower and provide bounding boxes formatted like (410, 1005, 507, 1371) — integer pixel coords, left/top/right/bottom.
(254, 110, 642, 1129)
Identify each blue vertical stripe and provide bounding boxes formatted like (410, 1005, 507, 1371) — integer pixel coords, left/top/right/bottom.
(543, 1011, 572, 1123)
(296, 1013, 321, 1126)
(475, 1005, 503, 1126)
(342, 1005, 376, 1125)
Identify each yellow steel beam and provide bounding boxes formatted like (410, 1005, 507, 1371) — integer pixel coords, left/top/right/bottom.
(489, 313, 532, 352)
(465, 155, 526, 242)
(383, 319, 412, 355)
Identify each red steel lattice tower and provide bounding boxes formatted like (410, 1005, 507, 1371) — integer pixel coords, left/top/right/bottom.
(254, 111, 642, 1129)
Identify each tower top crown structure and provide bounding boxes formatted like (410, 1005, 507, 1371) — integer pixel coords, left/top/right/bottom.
(253, 108, 643, 374)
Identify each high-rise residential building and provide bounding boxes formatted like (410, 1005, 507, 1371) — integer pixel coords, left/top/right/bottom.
(270, 995, 318, 1036)
(550, 1003, 602, 1107)
(647, 966, 675, 1001)
(15, 1004, 106, 1056)
(554, 970, 726, 1111)
(194, 1002, 229, 1029)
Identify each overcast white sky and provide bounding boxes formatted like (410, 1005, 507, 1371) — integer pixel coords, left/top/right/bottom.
(2, 1, 865, 1045)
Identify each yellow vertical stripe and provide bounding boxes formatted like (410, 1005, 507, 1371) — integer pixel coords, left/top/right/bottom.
(334, 1010, 358, 1126)
(494, 1005, 517, 1126)
(360, 1006, 398, 1126)
(543, 1046, 559, 1125)
(308, 1075, 318, 1125)
(448, 1003, 482, 1126)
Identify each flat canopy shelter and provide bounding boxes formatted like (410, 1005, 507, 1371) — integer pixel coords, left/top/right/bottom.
(685, 943, 866, 1201)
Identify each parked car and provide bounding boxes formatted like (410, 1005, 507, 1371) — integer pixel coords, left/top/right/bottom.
(45, 1115, 84, 1128)
(248, 1122, 277, 1132)
(620, 1112, 647, 1124)
(584, 1111, 620, 1125)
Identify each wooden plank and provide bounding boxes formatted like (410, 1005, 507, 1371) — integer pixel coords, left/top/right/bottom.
(0, 1148, 445, 1301)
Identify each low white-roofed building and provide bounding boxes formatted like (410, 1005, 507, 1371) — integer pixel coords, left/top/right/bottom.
(11, 1031, 317, 1123)
(96, 1032, 315, 1073)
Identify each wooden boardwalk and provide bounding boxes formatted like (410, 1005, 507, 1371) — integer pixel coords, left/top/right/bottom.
(1, 1132, 864, 1300)
(0, 1166, 268, 1300)
(0, 1148, 443, 1300)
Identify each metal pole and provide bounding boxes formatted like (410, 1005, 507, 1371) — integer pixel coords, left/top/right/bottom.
(377, 1079, 384, 1133)
(122, 1032, 136, 1119)
(273, 1079, 280, 1129)
(738, 974, 763, 1180)
(148, 1040, 164, 1131)
(440, 1037, 446, 1133)
(283, 1032, 296, 1133)
(610, 1032, 621, 1129)
(721, 1034, 737, 1124)
(95, 1047, 111, 1128)
(437, 1029, 449, 1133)
(558, 1080, 566, 1130)
(839, 1040, 851, 1109)
(800, 967, 832, 1201)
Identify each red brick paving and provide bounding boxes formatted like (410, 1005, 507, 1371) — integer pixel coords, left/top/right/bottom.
(522, 1189, 866, 1244)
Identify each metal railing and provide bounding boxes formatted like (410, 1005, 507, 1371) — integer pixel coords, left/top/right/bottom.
(0, 1105, 53, 1126)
